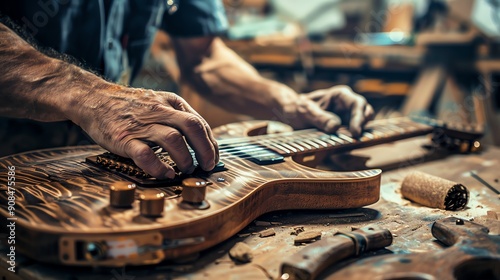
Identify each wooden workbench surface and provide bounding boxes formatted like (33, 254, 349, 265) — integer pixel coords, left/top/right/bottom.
(1, 137, 498, 280)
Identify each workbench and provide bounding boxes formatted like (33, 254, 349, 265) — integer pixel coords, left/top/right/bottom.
(1, 136, 499, 280)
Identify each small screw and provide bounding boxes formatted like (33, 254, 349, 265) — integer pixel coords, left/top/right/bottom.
(456, 219, 464, 225)
(281, 273, 290, 280)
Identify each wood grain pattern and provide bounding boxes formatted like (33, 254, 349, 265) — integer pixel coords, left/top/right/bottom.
(0, 117, 464, 266)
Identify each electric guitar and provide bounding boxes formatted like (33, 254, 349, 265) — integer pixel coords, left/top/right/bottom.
(0, 117, 482, 267)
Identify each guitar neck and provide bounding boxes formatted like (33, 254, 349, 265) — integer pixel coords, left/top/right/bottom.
(218, 117, 434, 160)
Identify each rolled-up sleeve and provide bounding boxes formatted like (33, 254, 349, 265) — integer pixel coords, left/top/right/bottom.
(161, 0, 228, 37)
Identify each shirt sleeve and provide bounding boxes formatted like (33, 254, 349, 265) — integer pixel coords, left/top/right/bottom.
(160, 0, 228, 37)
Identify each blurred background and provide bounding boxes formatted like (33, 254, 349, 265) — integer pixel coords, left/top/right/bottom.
(135, 0, 500, 144)
(1, 0, 500, 155)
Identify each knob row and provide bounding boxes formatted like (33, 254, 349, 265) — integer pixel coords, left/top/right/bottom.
(109, 178, 211, 217)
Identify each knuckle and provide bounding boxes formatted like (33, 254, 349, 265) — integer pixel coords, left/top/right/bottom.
(131, 145, 154, 163)
(167, 93, 188, 110)
(334, 85, 353, 94)
(168, 93, 181, 103)
(183, 115, 205, 131)
(163, 129, 183, 143)
(356, 95, 367, 104)
(149, 103, 163, 112)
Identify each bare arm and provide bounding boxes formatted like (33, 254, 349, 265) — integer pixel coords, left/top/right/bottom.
(0, 22, 218, 178)
(172, 37, 374, 137)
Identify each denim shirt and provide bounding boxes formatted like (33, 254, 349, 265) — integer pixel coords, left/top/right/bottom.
(2, 0, 228, 83)
(0, 0, 228, 156)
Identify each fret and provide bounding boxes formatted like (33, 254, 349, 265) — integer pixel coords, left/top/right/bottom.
(372, 126, 397, 136)
(329, 135, 345, 144)
(292, 139, 312, 151)
(309, 138, 329, 148)
(302, 139, 321, 149)
(286, 141, 306, 152)
(268, 142, 292, 155)
(273, 140, 298, 154)
(360, 132, 375, 141)
(217, 117, 436, 160)
(319, 136, 338, 146)
(338, 134, 355, 143)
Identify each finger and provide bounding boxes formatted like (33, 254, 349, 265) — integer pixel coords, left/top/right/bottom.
(167, 94, 220, 165)
(163, 110, 217, 171)
(203, 121, 220, 164)
(148, 125, 195, 174)
(125, 139, 176, 179)
(364, 104, 375, 124)
(300, 98, 342, 134)
(349, 98, 369, 138)
(180, 101, 220, 164)
(166, 93, 190, 112)
(305, 88, 330, 103)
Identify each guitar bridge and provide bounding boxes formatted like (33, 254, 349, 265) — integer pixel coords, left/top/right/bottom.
(85, 148, 225, 186)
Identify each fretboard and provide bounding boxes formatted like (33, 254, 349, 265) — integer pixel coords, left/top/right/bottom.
(217, 118, 433, 163)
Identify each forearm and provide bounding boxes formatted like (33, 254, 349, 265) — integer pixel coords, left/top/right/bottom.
(172, 36, 372, 135)
(0, 22, 112, 124)
(0, 23, 219, 178)
(174, 38, 298, 121)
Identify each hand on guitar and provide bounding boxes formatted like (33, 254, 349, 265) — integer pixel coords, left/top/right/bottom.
(279, 85, 375, 137)
(71, 85, 219, 179)
(0, 22, 218, 179)
(170, 38, 374, 138)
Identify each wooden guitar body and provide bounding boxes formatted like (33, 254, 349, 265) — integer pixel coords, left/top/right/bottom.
(0, 117, 480, 266)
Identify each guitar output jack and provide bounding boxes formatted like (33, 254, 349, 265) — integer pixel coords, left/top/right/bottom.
(83, 241, 108, 261)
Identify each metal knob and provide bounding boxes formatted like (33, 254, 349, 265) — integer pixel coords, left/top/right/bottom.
(181, 178, 211, 204)
(109, 181, 136, 208)
(139, 189, 165, 217)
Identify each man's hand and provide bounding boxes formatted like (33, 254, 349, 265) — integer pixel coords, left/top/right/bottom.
(281, 85, 374, 137)
(71, 86, 219, 179)
(171, 37, 374, 137)
(0, 22, 218, 180)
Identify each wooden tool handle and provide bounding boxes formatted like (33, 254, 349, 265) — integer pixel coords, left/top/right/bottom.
(431, 217, 490, 246)
(280, 226, 392, 280)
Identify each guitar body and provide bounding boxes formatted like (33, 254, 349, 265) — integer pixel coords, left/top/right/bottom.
(0, 118, 479, 266)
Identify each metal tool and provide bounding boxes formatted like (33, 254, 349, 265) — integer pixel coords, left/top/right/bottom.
(324, 217, 500, 280)
(280, 225, 393, 280)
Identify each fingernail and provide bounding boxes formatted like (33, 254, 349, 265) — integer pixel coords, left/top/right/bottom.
(325, 120, 340, 133)
(352, 128, 361, 138)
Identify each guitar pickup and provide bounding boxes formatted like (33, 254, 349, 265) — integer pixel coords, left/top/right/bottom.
(85, 151, 225, 186)
(249, 154, 284, 165)
(224, 143, 284, 165)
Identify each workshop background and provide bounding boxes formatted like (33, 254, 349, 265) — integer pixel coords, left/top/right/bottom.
(1, 1, 499, 279)
(0, 0, 499, 154)
(133, 0, 500, 144)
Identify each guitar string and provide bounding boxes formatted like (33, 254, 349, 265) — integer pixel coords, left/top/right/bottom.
(214, 124, 427, 161)
(216, 117, 420, 150)
(216, 120, 422, 155)
(133, 118, 425, 167)
(212, 118, 400, 146)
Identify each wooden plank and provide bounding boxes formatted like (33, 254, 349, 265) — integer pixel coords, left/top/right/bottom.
(401, 65, 446, 115)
